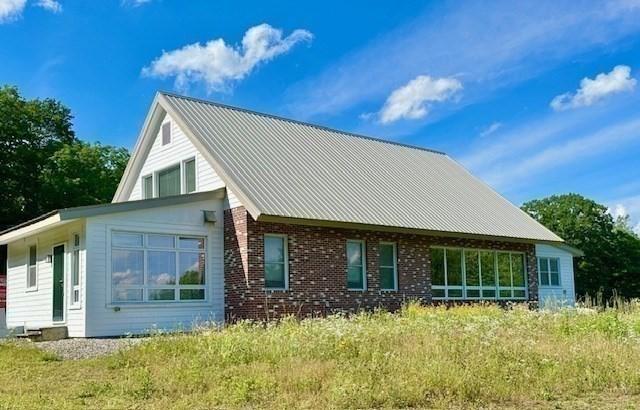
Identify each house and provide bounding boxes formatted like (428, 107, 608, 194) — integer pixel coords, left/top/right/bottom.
(0, 92, 583, 337)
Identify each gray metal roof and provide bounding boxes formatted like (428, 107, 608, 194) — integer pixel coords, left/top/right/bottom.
(160, 92, 563, 243)
(0, 189, 224, 239)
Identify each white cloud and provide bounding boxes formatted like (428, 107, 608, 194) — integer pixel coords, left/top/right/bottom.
(35, 0, 61, 13)
(0, 0, 26, 23)
(551, 65, 637, 111)
(378, 75, 462, 124)
(142, 23, 312, 92)
(286, 1, 640, 120)
(121, 0, 152, 7)
(608, 203, 628, 219)
(479, 122, 502, 138)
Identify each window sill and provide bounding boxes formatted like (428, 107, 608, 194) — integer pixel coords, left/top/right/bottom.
(380, 288, 397, 292)
(539, 285, 562, 289)
(25, 287, 38, 293)
(106, 301, 213, 309)
(263, 288, 288, 292)
(347, 288, 367, 292)
(69, 305, 82, 311)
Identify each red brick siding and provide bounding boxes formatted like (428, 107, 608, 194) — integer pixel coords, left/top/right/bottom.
(0, 244, 6, 309)
(224, 207, 538, 321)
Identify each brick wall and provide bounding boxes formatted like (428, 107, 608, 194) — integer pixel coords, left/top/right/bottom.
(0, 244, 6, 309)
(224, 207, 538, 321)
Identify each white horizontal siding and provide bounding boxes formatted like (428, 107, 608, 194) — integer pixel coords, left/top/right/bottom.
(6, 221, 86, 336)
(127, 113, 241, 210)
(536, 244, 576, 307)
(85, 198, 224, 337)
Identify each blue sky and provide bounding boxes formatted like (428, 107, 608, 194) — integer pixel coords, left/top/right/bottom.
(1, 0, 640, 231)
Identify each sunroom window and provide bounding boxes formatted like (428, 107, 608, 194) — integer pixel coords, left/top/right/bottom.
(538, 257, 560, 287)
(110, 231, 206, 303)
(431, 247, 527, 300)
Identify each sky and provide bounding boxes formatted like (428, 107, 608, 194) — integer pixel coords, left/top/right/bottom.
(1, 0, 640, 232)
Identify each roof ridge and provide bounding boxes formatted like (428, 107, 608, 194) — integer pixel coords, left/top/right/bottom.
(159, 91, 447, 156)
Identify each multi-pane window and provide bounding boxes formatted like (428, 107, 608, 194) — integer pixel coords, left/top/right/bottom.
(347, 240, 366, 290)
(71, 234, 81, 306)
(27, 245, 37, 289)
(379, 242, 397, 290)
(264, 234, 288, 289)
(157, 165, 181, 197)
(431, 247, 527, 300)
(538, 257, 560, 287)
(110, 231, 206, 303)
(184, 158, 196, 194)
(142, 157, 197, 199)
(161, 122, 171, 145)
(143, 175, 153, 199)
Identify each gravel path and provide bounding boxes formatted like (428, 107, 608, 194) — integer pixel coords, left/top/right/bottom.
(36, 337, 147, 360)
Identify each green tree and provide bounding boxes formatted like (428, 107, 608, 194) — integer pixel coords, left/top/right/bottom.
(0, 85, 75, 228)
(40, 141, 130, 211)
(522, 194, 640, 298)
(0, 86, 129, 229)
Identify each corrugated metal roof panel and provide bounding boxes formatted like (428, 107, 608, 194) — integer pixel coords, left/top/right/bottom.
(161, 92, 562, 242)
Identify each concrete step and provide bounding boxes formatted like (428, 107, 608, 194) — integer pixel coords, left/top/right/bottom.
(15, 326, 67, 342)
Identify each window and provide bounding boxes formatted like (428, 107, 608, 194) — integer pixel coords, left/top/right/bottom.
(162, 122, 171, 145)
(27, 245, 37, 289)
(379, 242, 397, 290)
(71, 234, 81, 306)
(157, 164, 181, 197)
(430, 247, 527, 300)
(538, 257, 560, 287)
(110, 231, 206, 303)
(264, 234, 288, 289)
(184, 158, 196, 193)
(143, 175, 153, 199)
(347, 240, 366, 290)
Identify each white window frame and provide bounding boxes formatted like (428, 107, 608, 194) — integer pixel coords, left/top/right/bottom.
(538, 257, 561, 287)
(69, 233, 81, 309)
(346, 239, 367, 291)
(141, 157, 197, 199)
(431, 246, 528, 301)
(263, 234, 289, 291)
(379, 242, 398, 291)
(161, 121, 171, 146)
(109, 230, 208, 305)
(182, 157, 197, 194)
(26, 242, 38, 292)
(142, 174, 154, 199)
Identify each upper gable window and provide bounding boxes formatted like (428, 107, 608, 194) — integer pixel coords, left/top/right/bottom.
(161, 122, 171, 146)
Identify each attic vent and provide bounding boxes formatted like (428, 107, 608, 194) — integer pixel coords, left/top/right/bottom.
(162, 122, 171, 145)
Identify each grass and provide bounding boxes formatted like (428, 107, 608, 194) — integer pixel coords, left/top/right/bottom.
(2, 303, 640, 409)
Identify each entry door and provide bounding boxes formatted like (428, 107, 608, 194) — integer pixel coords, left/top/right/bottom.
(52, 244, 65, 322)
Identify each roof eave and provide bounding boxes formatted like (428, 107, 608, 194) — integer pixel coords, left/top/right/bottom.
(257, 214, 564, 245)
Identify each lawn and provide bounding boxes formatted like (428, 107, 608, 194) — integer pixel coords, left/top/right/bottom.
(2, 303, 640, 409)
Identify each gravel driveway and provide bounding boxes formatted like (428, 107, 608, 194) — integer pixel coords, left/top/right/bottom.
(35, 337, 147, 360)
